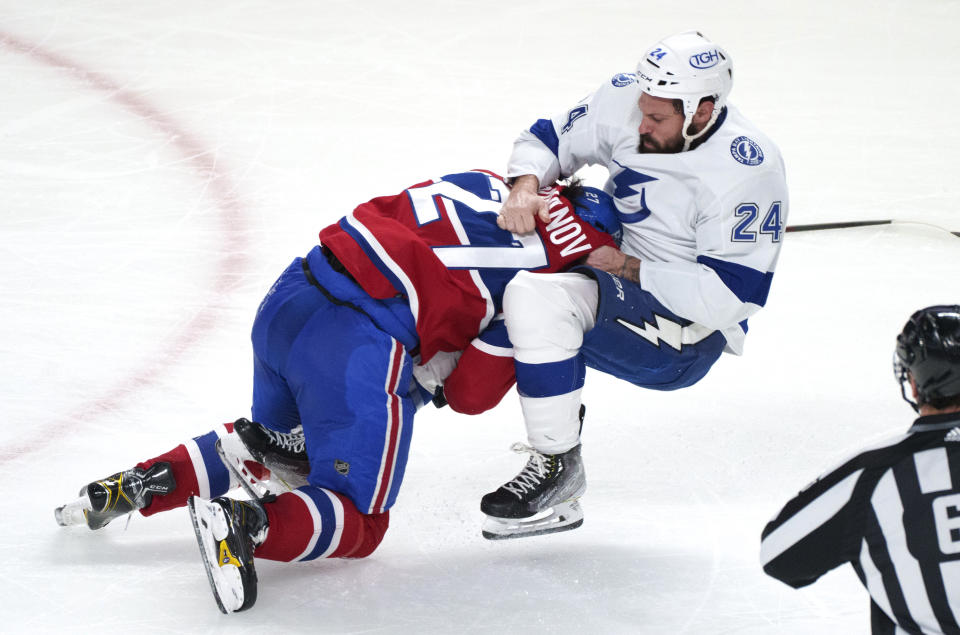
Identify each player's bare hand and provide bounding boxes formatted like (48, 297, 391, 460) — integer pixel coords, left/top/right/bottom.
(586, 246, 641, 282)
(585, 245, 626, 272)
(497, 175, 549, 235)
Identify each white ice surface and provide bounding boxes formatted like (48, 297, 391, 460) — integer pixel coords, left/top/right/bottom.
(2, 1, 960, 633)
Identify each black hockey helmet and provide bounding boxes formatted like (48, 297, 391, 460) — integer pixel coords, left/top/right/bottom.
(894, 304, 960, 411)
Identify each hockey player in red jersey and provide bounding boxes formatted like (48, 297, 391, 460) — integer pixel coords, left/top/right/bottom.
(54, 170, 620, 613)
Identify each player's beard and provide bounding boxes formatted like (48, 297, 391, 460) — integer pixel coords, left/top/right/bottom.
(638, 131, 684, 154)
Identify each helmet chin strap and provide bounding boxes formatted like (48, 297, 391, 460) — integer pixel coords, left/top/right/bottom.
(895, 359, 921, 413)
(899, 377, 921, 413)
(680, 107, 721, 152)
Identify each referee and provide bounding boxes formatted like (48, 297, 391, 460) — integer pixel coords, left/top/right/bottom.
(761, 305, 960, 634)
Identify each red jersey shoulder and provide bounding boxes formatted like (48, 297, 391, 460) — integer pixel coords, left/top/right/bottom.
(536, 188, 616, 270)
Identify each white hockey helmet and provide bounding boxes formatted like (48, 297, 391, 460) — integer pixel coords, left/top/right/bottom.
(636, 30, 733, 150)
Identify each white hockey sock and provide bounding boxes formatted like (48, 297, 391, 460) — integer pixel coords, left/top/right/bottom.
(521, 388, 584, 454)
(504, 272, 597, 454)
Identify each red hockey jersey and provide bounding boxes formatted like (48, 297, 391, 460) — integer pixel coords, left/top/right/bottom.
(319, 170, 617, 412)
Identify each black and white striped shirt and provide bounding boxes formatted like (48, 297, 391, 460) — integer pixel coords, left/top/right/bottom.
(761, 412, 960, 634)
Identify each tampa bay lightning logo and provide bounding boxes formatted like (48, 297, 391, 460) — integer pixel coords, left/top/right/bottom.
(730, 136, 764, 166)
(610, 73, 636, 87)
(611, 160, 656, 223)
(561, 105, 588, 134)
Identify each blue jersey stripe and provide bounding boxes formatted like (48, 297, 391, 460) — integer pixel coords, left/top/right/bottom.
(338, 217, 408, 297)
(440, 171, 502, 202)
(529, 119, 560, 157)
(697, 255, 773, 306)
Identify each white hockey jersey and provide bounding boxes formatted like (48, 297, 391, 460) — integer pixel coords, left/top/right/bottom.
(507, 73, 789, 354)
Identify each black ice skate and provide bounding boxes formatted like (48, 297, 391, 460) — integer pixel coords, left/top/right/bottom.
(480, 442, 586, 540)
(232, 417, 309, 489)
(54, 462, 175, 530)
(188, 495, 268, 614)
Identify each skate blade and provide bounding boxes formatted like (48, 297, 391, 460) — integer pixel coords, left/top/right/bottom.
(216, 434, 273, 497)
(482, 500, 584, 540)
(188, 496, 243, 614)
(215, 436, 299, 498)
(54, 493, 92, 527)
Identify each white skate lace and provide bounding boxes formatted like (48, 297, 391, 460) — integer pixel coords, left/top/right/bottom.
(263, 425, 306, 454)
(502, 442, 552, 498)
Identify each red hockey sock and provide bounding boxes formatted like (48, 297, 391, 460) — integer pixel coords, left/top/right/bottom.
(255, 487, 389, 562)
(137, 421, 267, 516)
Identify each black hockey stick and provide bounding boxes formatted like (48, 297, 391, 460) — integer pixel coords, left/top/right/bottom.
(786, 219, 959, 237)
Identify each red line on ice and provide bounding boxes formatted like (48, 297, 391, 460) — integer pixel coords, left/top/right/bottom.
(0, 32, 250, 463)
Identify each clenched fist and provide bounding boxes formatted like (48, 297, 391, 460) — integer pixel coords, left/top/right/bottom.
(497, 175, 550, 235)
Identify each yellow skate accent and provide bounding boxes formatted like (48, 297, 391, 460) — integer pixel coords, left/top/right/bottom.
(218, 540, 240, 568)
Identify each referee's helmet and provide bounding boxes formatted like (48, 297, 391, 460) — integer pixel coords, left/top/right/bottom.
(895, 305, 960, 411)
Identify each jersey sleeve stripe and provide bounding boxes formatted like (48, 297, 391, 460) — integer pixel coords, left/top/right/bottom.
(472, 338, 513, 357)
(697, 255, 774, 306)
(760, 468, 864, 566)
(342, 212, 421, 323)
(529, 119, 560, 158)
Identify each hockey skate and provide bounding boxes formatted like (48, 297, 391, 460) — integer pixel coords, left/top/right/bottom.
(188, 495, 268, 613)
(215, 427, 293, 500)
(480, 442, 586, 540)
(232, 418, 309, 490)
(54, 462, 175, 530)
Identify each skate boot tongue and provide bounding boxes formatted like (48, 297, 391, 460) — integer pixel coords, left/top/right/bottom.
(233, 418, 310, 488)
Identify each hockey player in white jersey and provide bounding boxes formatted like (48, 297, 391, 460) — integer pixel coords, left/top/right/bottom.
(482, 31, 789, 539)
